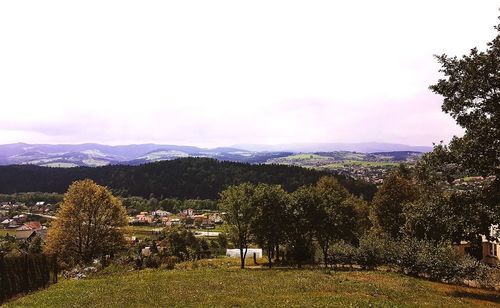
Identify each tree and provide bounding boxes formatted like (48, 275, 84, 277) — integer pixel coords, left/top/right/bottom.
(370, 166, 418, 238)
(219, 183, 256, 269)
(314, 176, 355, 268)
(158, 227, 200, 261)
(429, 15, 500, 237)
(45, 179, 128, 264)
(403, 188, 494, 246)
(429, 19, 500, 179)
(286, 186, 316, 268)
(345, 195, 371, 244)
(251, 183, 289, 268)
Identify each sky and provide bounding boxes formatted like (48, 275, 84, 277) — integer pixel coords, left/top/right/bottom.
(0, 1, 498, 148)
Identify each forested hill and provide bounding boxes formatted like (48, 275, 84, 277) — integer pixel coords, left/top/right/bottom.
(0, 158, 376, 200)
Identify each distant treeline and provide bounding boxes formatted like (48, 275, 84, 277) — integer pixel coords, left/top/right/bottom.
(0, 192, 63, 205)
(0, 158, 377, 200)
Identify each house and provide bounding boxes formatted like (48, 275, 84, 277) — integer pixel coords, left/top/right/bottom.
(161, 217, 171, 225)
(152, 210, 170, 217)
(13, 214, 27, 223)
(15, 221, 46, 240)
(226, 248, 262, 259)
(141, 247, 152, 257)
(1, 218, 13, 228)
(136, 214, 153, 224)
(456, 225, 499, 265)
(181, 208, 194, 217)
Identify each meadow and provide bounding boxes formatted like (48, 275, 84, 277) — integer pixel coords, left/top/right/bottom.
(5, 266, 500, 307)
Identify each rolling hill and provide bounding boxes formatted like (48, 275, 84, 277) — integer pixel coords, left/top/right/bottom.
(0, 143, 429, 168)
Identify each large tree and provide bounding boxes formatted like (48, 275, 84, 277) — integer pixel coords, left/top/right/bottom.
(219, 183, 256, 269)
(370, 166, 419, 238)
(313, 176, 356, 268)
(286, 186, 316, 268)
(429, 19, 500, 179)
(428, 16, 500, 234)
(251, 183, 288, 268)
(45, 179, 128, 264)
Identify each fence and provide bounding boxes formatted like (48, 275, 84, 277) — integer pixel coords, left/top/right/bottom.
(0, 253, 58, 303)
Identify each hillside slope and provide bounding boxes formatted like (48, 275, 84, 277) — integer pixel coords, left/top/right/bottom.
(5, 268, 499, 307)
(0, 158, 376, 200)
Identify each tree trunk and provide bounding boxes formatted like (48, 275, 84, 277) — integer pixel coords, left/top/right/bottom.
(268, 245, 273, 268)
(239, 246, 245, 269)
(322, 245, 329, 268)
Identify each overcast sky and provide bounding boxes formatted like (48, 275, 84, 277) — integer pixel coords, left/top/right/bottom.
(0, 1, 498, 147)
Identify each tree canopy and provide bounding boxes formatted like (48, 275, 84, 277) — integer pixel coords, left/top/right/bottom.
(45, 179, 128, 265)
(429, 18, 500, 179)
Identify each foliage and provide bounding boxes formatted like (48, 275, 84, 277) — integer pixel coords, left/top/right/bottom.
(0, 158, 376, 201)
(429, 19, 500, 178)
(356, 231, 395, 269)
(427, 16, 500, 236)
(370, 166, 419, 238)
(219, 183, 256, 268)
(0, 254, 57, 303)
(285, 186, 316, 268)
(44, 180, 128, 265)
(327, 241, 357, 267)
(0, 192, 63, 206)
(250, 183, 288, 267)
(403, 189, 494, 245)
(313, 176, 357, 267)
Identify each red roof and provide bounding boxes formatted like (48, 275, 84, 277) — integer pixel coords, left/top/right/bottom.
(23, 221, 42, 230)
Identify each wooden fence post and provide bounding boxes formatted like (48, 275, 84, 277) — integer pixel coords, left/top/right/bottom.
(23, 254, 29, 293)
(0, 254, 5, 304)
(52, 254, 58, 284)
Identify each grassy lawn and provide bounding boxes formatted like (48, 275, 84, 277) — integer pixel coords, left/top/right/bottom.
(0, 229, 14, 237)
(6, 268, 500, 307)
(283, 154, 330, 161)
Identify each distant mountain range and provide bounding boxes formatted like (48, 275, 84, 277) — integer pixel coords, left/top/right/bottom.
(0, 142, 433, 167)
(233, 142, 433, 153)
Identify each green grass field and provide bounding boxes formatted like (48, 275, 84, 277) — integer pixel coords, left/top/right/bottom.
(0, 229, 14, 237)
(282, 154, 330, 161)
(6, 268, 500, 307)
(322, 160, 400, 168)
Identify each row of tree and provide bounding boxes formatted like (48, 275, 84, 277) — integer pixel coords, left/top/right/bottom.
(220, 158, 499, 270)
(219, 177, 370, 268)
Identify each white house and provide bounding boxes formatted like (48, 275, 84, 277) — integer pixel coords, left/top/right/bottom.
(226, 248, 262, 259)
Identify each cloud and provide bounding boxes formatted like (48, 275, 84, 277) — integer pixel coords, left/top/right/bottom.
(0, 0, 495, 146)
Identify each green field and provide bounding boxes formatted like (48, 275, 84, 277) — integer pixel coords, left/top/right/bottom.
(282, 154, 330, 161)
(321, 160, 400, 168)
(0, 229, 14, 237)
(6, 268, 500, 307)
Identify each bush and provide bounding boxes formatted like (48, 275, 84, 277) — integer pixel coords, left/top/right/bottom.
(161, 256, 180, 270)
(356, 232, 395, 269)
(144, 255, 161, 268)
(328, 241, 357, 267)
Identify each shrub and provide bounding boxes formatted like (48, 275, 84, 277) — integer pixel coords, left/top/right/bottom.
(328, 241, 357, 267)
(356, 232, 395, 269)
(161, 256, 180, 270)
(144, 255, 161, 268)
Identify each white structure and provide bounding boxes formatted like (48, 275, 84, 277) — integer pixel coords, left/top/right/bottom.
(226, 248, 262, 259)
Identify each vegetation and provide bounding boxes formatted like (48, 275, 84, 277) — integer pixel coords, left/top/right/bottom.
(45, 180, 128, 265)
(218, 177, 371, 270)
(219, 183, 256, 269)
(5, 268, 500, 307)
(0, 254, 58, 303)
(0, 158, 376, 200)
(370, 166, 418, 238)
